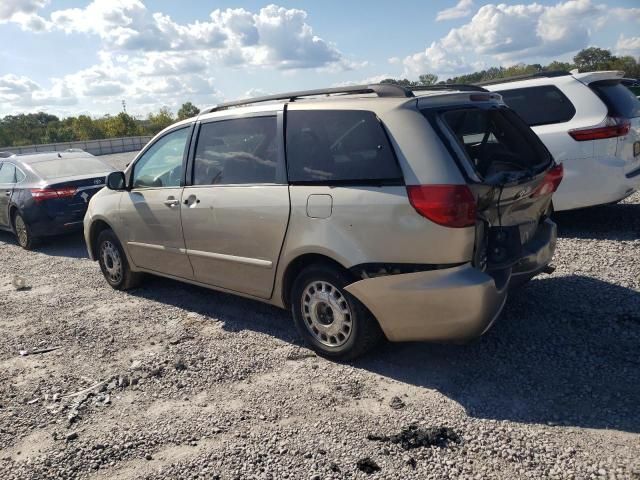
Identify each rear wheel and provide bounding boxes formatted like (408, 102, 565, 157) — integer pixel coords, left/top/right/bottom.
(291, 263, 382, 360)
(13, 212, 36, 250)
(97, 229, 142, 290)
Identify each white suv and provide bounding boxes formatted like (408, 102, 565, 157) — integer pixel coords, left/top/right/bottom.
(484, 71, 640, 211)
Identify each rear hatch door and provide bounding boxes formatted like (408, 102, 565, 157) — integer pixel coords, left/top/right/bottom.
(587, 80, 640, 177)
(431, 104, 559, 269)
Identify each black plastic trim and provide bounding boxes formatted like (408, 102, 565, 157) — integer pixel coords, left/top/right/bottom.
(207, 84, 414, 113)
(411, 84, 489, 93)
(349, 262, 466, 280)
(626, 166, 640, 179)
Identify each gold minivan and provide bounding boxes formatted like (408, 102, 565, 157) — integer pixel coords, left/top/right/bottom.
(84, 84, 561, 359)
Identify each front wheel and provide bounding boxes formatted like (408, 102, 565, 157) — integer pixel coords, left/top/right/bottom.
(13, 213, 36, 250)
(96, 229, 142, 290)
(291, 264, 382, 360)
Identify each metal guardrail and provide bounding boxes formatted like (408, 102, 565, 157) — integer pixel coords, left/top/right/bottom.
(0, 136, 153, 156)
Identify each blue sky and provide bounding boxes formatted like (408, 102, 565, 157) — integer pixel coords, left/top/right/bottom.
(0, 0, 639, 117)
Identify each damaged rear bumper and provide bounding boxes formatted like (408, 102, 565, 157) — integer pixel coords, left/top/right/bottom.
(345, 219, 556, 343)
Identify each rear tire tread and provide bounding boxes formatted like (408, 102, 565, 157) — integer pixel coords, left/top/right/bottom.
(291, 263, 382, 360)
(12, 212, 37, 250)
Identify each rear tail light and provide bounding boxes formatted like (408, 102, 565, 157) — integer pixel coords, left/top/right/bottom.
(406, 184, 477, 228)
(531, 164, 564, 198)
(568, 117, 630, 141)
(31, 187, 77, 203)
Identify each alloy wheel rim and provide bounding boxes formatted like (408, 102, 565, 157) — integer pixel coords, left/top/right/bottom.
(100, 241, 123, 284)
(301, 280, 353, 347)
(15, 216, 28, 247)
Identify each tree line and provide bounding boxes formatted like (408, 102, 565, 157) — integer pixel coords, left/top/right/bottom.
(0, 102, 200, 148)
(1, 47, 638, 148)
(380, 47, 640, 87)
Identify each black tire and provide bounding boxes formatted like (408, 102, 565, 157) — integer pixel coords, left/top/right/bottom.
(96, 229, 142, 290)
(12, 212, 37, 250)
(291, 263, 382, 360)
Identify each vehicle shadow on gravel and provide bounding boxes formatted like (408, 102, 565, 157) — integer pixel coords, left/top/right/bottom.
(127, 271, 640, 433)
(359, 274, 640, 433)
(555, 201, 640, 240)
(128, 275, 300, 342)
(0, 231, 88, 259)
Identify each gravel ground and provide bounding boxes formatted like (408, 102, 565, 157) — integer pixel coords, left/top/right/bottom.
(0, 151, 639, 479)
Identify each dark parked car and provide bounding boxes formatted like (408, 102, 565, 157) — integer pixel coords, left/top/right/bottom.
(0, 150, 114, 249)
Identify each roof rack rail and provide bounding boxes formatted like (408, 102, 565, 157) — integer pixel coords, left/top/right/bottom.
(475, 70, 571, 86)
(206, 84, 414, 113)
(410, 84, 489, 93)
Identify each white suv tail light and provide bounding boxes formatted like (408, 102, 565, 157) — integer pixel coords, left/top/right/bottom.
(568, 117, 630, 142)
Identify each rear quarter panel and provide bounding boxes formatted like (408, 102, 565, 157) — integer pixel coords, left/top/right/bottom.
(274, 185, 476, 307)
(274, 100, 477, 307)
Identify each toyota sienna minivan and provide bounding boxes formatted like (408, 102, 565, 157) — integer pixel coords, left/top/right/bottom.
(84, 84, 561, 359)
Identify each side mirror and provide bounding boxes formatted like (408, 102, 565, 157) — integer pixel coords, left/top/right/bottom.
(106, 171, 126, 191)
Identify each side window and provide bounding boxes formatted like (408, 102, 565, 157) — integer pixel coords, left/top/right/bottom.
(132, 128, 189, 188)
(498, 86, 576, 126)
(15, 167, 25, 182)
(193, 116, 278, 185)
(0, 163, 16, 184)
(286, 110, 402, 183)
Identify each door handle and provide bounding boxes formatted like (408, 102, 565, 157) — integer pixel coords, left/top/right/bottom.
(163, 199, 179, 207)
(4, 190, 10, 197)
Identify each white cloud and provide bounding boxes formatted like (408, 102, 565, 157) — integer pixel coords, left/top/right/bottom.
(0, 74, 40, 96)
(0, 0, 51, 31)
(242, 88, 269, 99)
(402, 0, 636, 77)
(0, 74, 78, 109)
(0, 0, 46, 19)
(436, 0, 475, 22)
(332, 74, 396, 87)
(45, 1, 350, 71)
(615, 35, 640, 57)
(0, 2, 357, 115)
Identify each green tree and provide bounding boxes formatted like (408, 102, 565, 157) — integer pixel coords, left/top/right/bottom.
(573, 47, 614, 71)
(418, 74, 439, 86)
(380, 78, 415, 87)
(610, 55, 640, 78)
(147, 107, 175, 135)
(545, 60, 575, 72)
(72, 115, 103, 140)
(103, 112, 140, 138)
(177, 101, 200, 120)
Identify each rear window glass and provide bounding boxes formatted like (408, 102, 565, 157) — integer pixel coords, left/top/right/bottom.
(286, 110, 402, 184)
(439, 107, 551, 179)
(31, 157, 111, 179)
(498, 86, 576, 126)
(590, 81, 640, 118)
